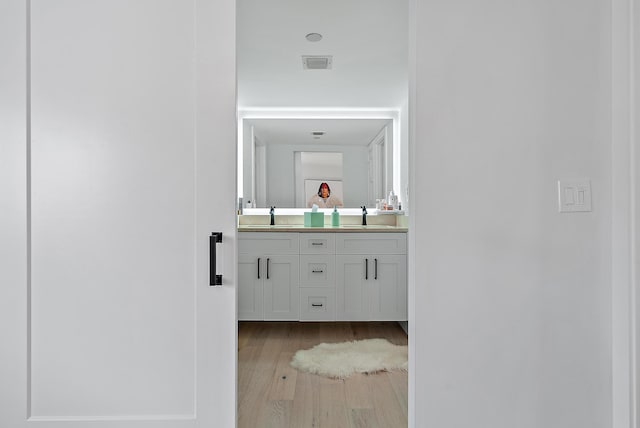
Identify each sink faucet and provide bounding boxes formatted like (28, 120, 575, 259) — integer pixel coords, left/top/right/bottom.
(361, 206, 367, 226)
(270, 206, 276, 225)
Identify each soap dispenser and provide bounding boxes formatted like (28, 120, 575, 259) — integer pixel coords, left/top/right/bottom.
(388, 190, 398, 210)
(331, 206, 340, 227)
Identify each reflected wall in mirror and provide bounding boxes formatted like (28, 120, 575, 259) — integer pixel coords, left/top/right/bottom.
(298, 153, 344, 208)
(241, 117, 394, 208)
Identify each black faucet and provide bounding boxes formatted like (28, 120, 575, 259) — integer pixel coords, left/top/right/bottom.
(270, 206, 276, 225)
(361, 206, 367, 225)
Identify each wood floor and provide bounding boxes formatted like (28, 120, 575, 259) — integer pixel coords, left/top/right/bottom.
(237, 321, 408, 428)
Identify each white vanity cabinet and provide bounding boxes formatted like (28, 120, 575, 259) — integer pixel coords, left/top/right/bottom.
(237, 230, 407, 322)
(238, 233, 299, 321)
(336, 233, 407, 321)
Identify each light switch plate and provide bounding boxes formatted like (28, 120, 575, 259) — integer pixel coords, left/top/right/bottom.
(558, 179, 592, 212)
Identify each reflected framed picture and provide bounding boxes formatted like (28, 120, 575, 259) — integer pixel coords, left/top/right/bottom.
(304, 179, 344, 208)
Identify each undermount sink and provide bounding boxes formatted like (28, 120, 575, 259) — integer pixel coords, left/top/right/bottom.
(238, 224, 292, 228)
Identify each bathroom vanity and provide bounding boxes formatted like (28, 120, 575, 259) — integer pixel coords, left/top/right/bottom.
(238, 223, 407, 322)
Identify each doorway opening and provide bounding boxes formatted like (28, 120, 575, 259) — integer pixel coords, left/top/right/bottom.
(236, 0, 410, 426)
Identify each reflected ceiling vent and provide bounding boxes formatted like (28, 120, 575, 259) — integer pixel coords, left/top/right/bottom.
(302, 55, 333, 70)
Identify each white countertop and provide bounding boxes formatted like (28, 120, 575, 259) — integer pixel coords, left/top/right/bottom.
(238, 224, 407, 232)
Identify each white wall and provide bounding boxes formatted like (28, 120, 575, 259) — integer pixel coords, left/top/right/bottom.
(265, 144, 369, 207)
(301, 152, 343, 180)
(410, 0, 612, 427)
(241, 120, 253, 203)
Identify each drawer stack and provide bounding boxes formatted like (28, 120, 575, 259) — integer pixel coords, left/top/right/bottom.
(299, 233, 336, 321)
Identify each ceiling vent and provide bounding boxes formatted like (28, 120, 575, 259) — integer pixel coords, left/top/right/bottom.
(302, 55, 333, 70)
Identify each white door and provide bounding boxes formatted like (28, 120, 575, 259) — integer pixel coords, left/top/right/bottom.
(0, 1, 236, 427)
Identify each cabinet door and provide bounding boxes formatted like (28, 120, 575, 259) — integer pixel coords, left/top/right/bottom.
(238, 255, 264, 321)
(369, 255, 408, 321)
(336, 255, 370, 321)
(263, 255, 300, 320)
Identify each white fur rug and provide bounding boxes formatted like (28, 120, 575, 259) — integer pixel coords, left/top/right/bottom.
(290, 338, 408, 379)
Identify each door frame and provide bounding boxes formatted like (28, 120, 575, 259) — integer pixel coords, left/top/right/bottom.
(612, 0, 639, 427)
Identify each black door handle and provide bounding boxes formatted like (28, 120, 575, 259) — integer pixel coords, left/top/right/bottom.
(365, 258, 368, 280)
(210, 232, 223, 286)
(267, 258, 270, 279)
(374, 258, 378, 280)
(257, 257, 261, 279)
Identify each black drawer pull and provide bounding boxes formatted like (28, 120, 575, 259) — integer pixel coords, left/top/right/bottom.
(311, 242, 324, 246)
(311, 303, 324, 307)
(311, 269, 324, 273)
(209, 232, 223, 286)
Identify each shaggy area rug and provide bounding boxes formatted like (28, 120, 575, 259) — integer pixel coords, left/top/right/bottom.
(290, 338, 408, 379)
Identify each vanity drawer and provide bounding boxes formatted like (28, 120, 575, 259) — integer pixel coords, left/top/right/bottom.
(299, 233, 335, 254)
(336, 233, 407, 255)
(238, 232, 299, 255)
(300, 288, 335, 321)
(300, 255, 335, 287)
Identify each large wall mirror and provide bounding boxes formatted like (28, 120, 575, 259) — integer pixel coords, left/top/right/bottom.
(236, 0, 408, 211)
(240, 117, 394, 208)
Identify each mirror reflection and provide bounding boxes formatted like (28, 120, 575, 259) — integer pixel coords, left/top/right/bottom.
(241, 118, 393, 208)
(236, 0, 408, 211)
(300, 153, 344, 208)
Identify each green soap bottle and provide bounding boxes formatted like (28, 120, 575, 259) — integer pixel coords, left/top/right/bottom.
(331, 206, 340, 226)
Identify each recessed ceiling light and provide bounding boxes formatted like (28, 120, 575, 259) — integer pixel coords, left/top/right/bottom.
(305, 33, 323, 42)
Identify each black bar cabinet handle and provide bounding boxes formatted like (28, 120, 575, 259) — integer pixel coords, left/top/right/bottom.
(312, 270, 324, 273)
(267, 258, 270, 279)
(210, 232, 223, 286)
(365, 258, 368, 280)
(257, 257, 261, 279)
(375, 258, 378, 280)
(311, 303, 323, 307)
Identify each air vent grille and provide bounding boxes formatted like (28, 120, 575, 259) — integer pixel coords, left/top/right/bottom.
(302, 55, 333, 70)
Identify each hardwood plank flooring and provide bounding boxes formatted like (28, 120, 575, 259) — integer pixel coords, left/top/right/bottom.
(238, 322, 408, 428)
